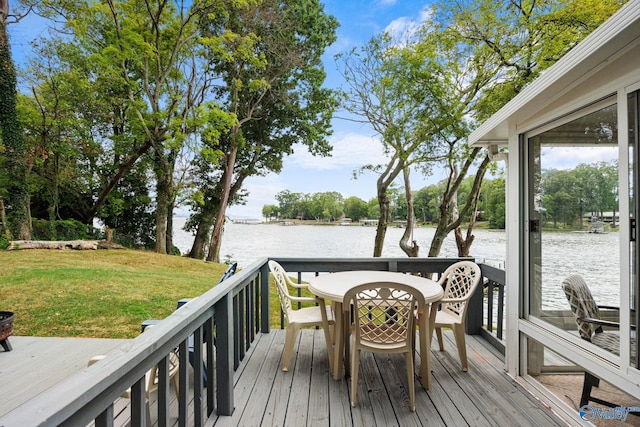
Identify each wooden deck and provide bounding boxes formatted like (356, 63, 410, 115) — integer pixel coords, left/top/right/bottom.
(209, 329, 566, 427)
(0, 331, 567, 426)
(0, 336, 127, 419)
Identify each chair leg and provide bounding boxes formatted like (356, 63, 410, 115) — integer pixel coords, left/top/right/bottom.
(350, 348, 361, 408)
(580, 371, 619, 409)
(405, 351, 416, 412)
(580, 372, 598, 407)
(145, 401, 151, 426)
(319, 303, 334, 372)
(435, 327, 445, 351)
(322, 326, 334, 373)
(282, 324, 300, 372)
(172, 371, 180, 395)
(452, 324, 469, 372)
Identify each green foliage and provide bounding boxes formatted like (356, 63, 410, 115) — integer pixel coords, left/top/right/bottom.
(0, 234, 8, 250)
(186, 0, 339, 260)
(436, 0, 624, 120)
(262, 204, 279, 221)
(481, 178, 506, 229)
(31, 219, 100, 241)
(343, 196, 368, 222)
(0, 21, 31, 240)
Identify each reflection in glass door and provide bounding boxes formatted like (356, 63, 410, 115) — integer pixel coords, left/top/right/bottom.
(526, 100, 620, 355)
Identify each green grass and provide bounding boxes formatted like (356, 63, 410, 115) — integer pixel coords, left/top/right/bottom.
(0, 249, 319, 338)
(0, 249, 234, 338)
(0, 250, 318, 338)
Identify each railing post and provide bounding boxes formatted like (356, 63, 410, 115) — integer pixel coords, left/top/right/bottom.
(215, 294, 235, 416)
(261, 262, 271, 333)
(465, 274, 484, 335)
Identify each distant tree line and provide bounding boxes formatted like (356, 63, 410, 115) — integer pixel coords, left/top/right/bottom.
(265, 159, 620, 231)
(264, 175, 507, 227)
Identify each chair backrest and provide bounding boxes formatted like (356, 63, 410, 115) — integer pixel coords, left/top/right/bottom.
(562, 274, 601, 340)
(343, 282, 426, 349)
(268, 260, 294, 321)
(437, 261, 482, 322)
(217, 262, 238, 284)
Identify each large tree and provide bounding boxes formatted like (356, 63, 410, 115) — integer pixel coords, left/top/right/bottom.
(29, 0, 230, 253)
(336, 0, 622, 259)
(0, 0, 31, 239)
(337, 31, 456, 257)
(190, 0, 338, 262)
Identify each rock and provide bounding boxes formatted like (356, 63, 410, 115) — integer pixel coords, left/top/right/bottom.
(6, 240, 123, 250)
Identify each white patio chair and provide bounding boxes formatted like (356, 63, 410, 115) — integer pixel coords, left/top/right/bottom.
(268, 260, 335, 372)
(88, 325, 179, 422)
(432, 260, 482, 372)
(344, 282, 426, 411)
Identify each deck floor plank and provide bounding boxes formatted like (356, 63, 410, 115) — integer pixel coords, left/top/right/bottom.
(0, 336, 126, 418)
(451, 331, 564, 427)
(377, 353, 421, 426)
(259, 332, 297, 427)
(286, 330, 314, 426)
(307, 331, 331, 427)
(214, 330, 278, 427)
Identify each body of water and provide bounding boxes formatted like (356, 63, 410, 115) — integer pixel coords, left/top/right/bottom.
(173, 219, 620, 309)
(173, 219, 507, 268)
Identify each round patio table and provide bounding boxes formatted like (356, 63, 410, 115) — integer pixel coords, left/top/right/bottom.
(308, 270, 443, 389)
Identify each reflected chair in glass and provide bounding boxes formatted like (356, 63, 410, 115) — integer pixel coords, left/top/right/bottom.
(562, 273, 636, 408)
(343, 282, 426, 411)
(268, 260, 335, 372)
(432, 260, 482, 372)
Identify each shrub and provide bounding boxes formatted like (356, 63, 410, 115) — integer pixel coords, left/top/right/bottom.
(32, 219, 101, 241)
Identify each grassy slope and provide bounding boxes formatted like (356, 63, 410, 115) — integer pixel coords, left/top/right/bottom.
(0, 249, 228, 338)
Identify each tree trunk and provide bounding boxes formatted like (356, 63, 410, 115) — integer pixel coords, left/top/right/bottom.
(154, 159, 172, 254)
(428, 152, 490, 258)
(0, 197, 9, 238)
(454, 172, 482, 257)
(190, 211, 215, 260)
(373, 180, 390, 257)
(206, 146, 238, 263)
(166, 205, 174, 254)
(399, 166, 419, 257)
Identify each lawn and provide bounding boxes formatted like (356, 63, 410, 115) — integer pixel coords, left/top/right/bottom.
(1, 249, 237, 338)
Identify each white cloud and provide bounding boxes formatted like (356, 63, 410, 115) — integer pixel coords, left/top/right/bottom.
(288, 132, 388, 170)
(376, 0, 397, 7)
(384, 6, 433, 40)
(541, 146, 617, 170)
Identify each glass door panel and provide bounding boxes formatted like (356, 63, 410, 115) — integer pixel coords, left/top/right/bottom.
(630, 90, 639, 368)
(527, 101, 620, 357)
